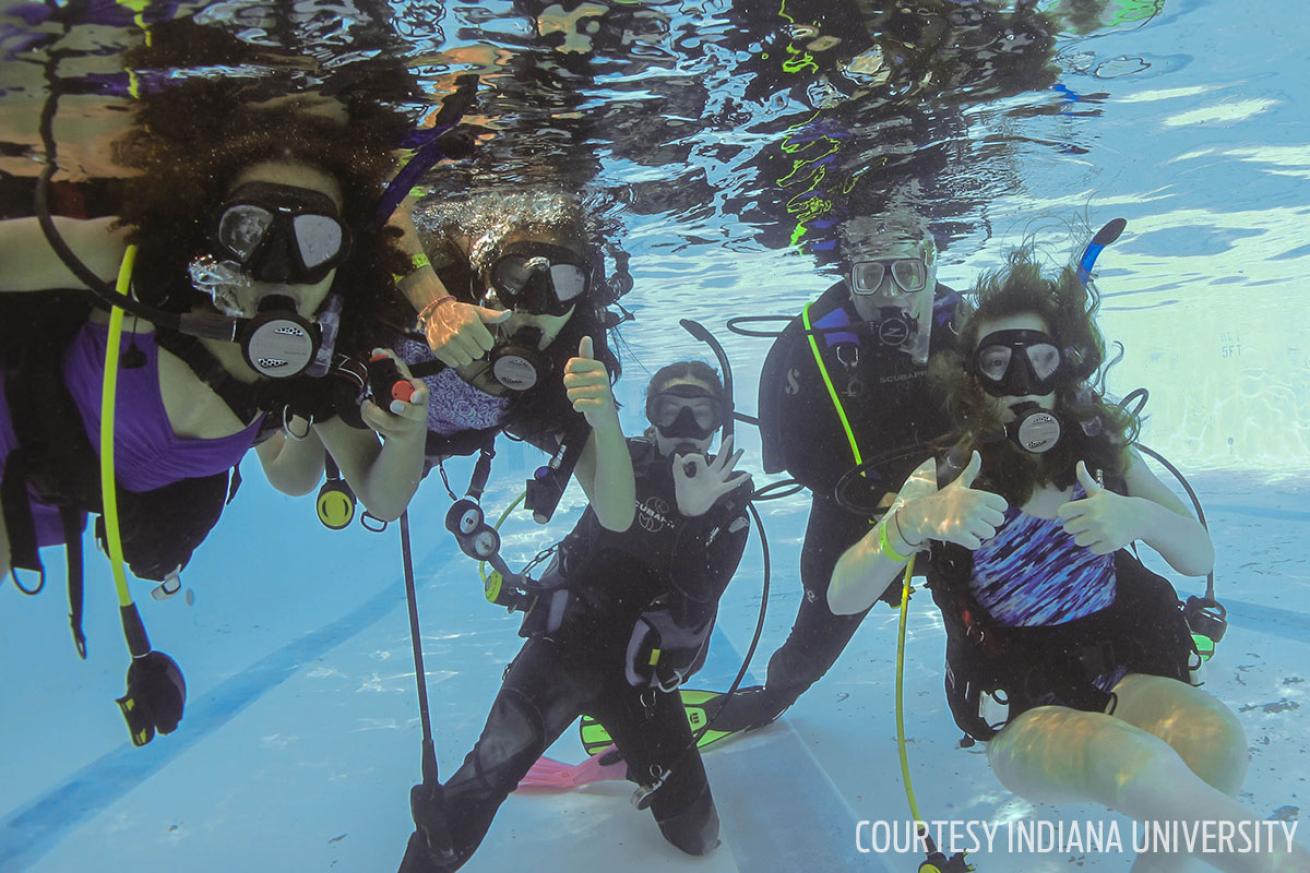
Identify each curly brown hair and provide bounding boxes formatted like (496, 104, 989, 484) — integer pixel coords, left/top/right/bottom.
(111, 76, 415, 357)
(929, 247, 1139, 504)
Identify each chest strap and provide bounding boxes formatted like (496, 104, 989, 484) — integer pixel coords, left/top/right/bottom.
(153, 328, 261, 423)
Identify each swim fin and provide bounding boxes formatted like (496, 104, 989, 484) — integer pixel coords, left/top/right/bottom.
(578, 689, 741, 756)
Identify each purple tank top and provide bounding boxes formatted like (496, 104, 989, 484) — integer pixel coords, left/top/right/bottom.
(62, 322, 264, 490)
(0, 322, 263, 548)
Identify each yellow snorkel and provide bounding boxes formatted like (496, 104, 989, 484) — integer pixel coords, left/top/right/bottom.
(103, 245, 188, 747)
(894, 556, 974, 873)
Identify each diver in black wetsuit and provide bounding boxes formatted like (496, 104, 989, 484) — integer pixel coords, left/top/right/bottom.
(401, 360, 752, 872)
(714, 209, 964, 730)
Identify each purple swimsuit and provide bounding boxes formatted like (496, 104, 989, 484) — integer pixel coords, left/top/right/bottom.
(0, 322, 263, 547)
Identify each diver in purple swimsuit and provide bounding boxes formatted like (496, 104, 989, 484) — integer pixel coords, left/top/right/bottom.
(829, 249, 1310, 873)
(0, 80, 431, 589)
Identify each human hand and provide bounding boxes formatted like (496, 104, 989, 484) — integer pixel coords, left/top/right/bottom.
(899, 450, 1008, 550)
(359, 349, 429, 440)
(673, 435, 752, 518)
(1057, 460, 1139, 555)
(419, 296, 511, 367)
(563, 336, 619, 431)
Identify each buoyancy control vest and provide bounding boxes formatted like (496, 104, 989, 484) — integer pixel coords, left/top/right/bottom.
(757, 281, 962, 497)
(925, 469, 1200, 742)
(523, 438, 751, 688)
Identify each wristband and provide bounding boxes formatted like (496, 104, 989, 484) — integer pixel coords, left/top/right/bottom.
(878, 520, 911, 564)
(394, 252, 433, 285)
(891, 510, 925, 550)
(416, 294, 459, 330)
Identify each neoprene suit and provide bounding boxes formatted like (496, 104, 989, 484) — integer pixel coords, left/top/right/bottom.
(422, 438, 750, 869)
(716, 281, 960, 729)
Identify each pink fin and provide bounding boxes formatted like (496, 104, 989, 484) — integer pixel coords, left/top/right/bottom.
(516, 747, 626, 792)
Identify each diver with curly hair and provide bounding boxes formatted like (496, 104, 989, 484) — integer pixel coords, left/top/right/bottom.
(828, 250, 1310, 873)
(0, 82, 430, 607)
(387, 190, 635, 530)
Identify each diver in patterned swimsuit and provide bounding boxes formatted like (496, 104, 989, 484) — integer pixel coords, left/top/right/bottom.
(390, 191, 634, 529)
(828, 250, 1310, 873)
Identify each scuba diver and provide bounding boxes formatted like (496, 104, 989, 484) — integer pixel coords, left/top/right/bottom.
(400, 360, 753, 871)
(827, 250, 1310, 873)
(389, 190, 634, 526)
(0, 80, 431, 741)
(713, 206, 964, 730)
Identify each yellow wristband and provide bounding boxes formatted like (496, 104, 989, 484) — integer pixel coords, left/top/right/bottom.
(879, 518, 911, 564)
(393, 252, 433, 285)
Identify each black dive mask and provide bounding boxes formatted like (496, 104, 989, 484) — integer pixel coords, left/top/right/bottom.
(210, 182, 351, 285)
(487, 242, 590, 316)
(973, 329, 1062, 397)
(489, 326, 551, 392)
(646, 384, 722, 441)
(1005, 401, 1062, 454)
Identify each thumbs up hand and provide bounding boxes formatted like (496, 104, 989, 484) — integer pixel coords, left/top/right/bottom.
(563, 336, 620, 431)
(419, 295, 512, 368)
(897, 451, 1009, 551)
(1057, 460, 1138, 555)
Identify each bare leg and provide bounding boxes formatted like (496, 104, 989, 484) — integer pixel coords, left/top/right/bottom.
(987, 688, 1310, 873)
(1113, 674, 1251, 873)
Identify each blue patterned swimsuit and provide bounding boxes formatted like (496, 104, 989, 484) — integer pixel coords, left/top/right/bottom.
(970, 483, 1116, 627)
(970, 484, 1128, 696)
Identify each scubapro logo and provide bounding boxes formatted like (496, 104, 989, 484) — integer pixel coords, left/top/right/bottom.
(636, 495, 672, 532)
(785, 367, 801, 395)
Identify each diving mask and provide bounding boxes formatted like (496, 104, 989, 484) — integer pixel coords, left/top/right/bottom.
(210, 181, 351, 285)
(973, 329, 1063, 398)
(487, 242, 590, 316)
(646, 384, 723, 440)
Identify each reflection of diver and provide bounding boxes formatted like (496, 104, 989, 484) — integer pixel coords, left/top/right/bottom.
(714, 210, 962, 730)
(400, 362, 751, 871)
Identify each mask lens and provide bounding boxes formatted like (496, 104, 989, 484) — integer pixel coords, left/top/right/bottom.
(976, 345, 1013, 383)
(218, 205, 273, 261)
(849, 261, 886, 295)
(548, 263, 589, 303)
(1025, 343, 1061, 381)
(292, 214, 345, 269)
(890, 259, 928, 293)
(492, 254, 539, 301)
(649, 393, 721, 432)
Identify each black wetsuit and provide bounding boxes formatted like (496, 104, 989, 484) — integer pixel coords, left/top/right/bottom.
(719, 280, 961, 728)
(430, 439, 751, 868)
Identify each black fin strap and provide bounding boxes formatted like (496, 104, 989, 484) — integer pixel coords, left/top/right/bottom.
(61, 505, 87, 659)
(153, 329, 259, 422)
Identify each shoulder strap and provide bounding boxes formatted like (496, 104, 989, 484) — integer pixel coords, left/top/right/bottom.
(801, 302, 863, 467)
(153, 328, 261, 422)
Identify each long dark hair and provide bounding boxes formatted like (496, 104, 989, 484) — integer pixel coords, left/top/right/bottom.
(930, 248, 1139, 504)
(111, 76, 414, 358)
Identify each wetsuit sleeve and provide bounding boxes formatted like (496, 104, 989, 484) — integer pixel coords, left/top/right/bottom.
(668, 482, 751, 609)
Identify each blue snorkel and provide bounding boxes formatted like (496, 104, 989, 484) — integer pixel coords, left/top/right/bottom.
(1072, 218, 1227, 655)
(1076, 217, 1127, 286)
(372, 73, 480, 229)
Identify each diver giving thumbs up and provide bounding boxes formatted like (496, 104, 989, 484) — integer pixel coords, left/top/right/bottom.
(897, 451, 1009, 551)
